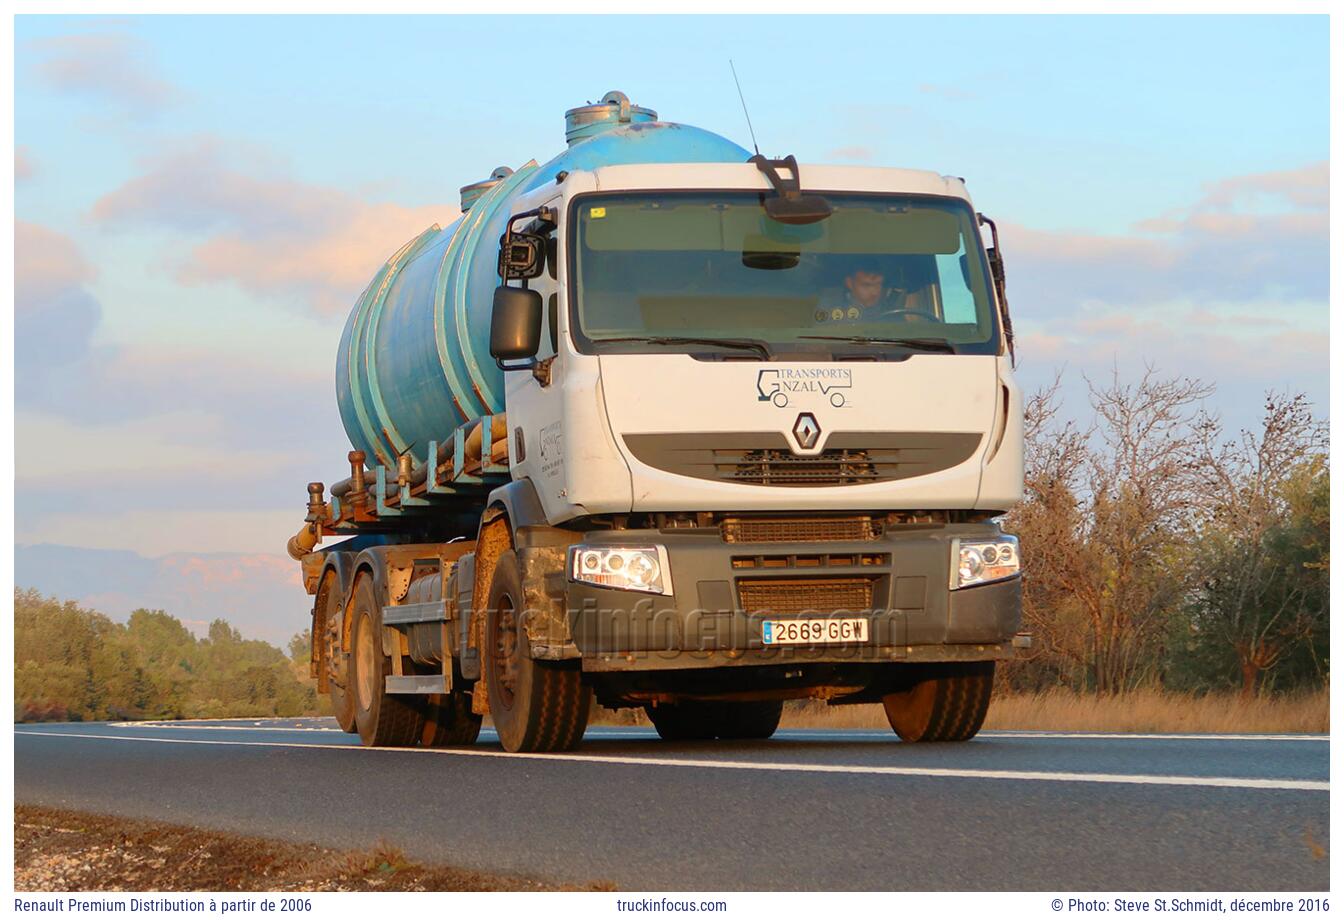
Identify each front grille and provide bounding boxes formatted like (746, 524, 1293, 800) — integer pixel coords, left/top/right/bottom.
(737, 578, 875, 616)
(722, 516, 885, 544)
(623, 432, 983, 487)
(732, 552, 890, 569)
(727, 449, 876, 486)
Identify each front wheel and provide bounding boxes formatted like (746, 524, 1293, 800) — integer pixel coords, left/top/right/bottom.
(484, 550, 591, 753)
(882, 661, 995, 742)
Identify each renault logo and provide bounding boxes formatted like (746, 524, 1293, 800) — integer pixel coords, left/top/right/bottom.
(792, 412, 821, 450)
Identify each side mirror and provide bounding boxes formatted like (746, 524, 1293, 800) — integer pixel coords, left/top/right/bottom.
(490, 286, 543, 369)
(978, 211, 1015, 367)
(498, 232, 546, 280)
(986, 247, 1006, 290)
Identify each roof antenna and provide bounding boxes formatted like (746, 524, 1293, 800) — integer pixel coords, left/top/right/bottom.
(729, 60, 761, 157)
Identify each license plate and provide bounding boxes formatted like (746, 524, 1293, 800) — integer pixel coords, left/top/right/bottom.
(762, 618, 869, 646)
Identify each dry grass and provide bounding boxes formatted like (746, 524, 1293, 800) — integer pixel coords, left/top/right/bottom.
(782, 687, 1329, 734)
(15, 805, 614, 891)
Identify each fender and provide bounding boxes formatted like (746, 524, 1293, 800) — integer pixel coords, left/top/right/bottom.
(483, 477, 547, 531)
(483, 477, 582, 660)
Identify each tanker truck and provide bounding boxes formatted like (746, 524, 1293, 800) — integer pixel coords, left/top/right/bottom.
(287, 90, 1027, 753)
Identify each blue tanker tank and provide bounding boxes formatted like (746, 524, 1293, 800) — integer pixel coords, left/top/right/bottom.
(335, 91, 752, 469)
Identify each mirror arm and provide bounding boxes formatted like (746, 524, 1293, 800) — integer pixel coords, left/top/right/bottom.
(750, 154, 832, 224)
(978, 212, 1015, 367)
(499, 205, 555, 281)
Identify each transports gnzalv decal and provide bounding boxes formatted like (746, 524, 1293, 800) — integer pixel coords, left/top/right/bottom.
(755, 367, 853, 408)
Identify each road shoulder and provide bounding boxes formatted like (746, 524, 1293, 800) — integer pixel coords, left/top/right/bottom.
(15, 805, 615, 892)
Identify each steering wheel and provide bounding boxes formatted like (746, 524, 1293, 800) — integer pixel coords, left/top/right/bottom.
(878, 308, 942, 323)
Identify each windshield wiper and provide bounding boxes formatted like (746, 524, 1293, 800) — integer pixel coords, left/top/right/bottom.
(797, 335, 957, 354)
(591, 336, 772, 359)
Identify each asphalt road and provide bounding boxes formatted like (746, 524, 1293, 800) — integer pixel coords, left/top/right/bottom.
(14, 719, 1329, 890)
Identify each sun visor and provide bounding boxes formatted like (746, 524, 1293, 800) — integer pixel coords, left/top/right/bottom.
(580, 199, 962, 254)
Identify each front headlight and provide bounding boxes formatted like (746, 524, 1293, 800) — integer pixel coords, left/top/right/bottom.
(950, 535, 1019, 590)
(569, 544, 673, 595)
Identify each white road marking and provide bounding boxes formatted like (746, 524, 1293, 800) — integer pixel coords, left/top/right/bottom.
(106, 720, 1327, 743)
(15, 729, 1327, 792)
(110, 721, 343, 732)
(593, 728, 1330, 743)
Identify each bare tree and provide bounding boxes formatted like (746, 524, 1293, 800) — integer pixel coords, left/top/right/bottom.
(1005, 373, 1093, 688)
(1186, 394, 1328, 696)
(1008, 366, 1215, 693)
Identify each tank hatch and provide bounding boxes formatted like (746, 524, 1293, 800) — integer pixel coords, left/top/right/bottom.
(459, 166, 514, 212)
(564, 90, 657, 146)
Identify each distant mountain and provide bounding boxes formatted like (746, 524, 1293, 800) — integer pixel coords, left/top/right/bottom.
(14, 543, 309, 645)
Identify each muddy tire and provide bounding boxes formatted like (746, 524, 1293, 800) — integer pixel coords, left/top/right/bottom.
(320, 573, 357, 734)
(882, 661, 995, 742)
(350, 575, 425, 747)
(644, 703, 717, 741)
(484, 551, 591, 753)
(420, 690, 482, 747)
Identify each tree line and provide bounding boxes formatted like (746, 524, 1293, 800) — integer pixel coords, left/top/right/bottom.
(1004, 370, 1328, 697)
(14, 589, 319, 722)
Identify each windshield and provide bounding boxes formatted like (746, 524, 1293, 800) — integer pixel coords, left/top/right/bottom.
(569, 192, 1000, 357)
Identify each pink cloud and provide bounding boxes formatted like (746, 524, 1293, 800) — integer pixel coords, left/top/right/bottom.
(93, 137, 456, 315)
(16, 147, 35, 181)
(180, 199, 449, 315)
(15, 220, 96, 301)
(1200, 161, 1327, 211)
(31, 31, 179, 113)
(160, 553, 302, 590)
(1000, 160, 1328, 317)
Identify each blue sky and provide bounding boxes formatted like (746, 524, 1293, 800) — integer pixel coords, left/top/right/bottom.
(13, 14, 1330, 634)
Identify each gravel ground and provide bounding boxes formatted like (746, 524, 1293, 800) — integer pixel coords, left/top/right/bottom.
(15, 805, 615, 892)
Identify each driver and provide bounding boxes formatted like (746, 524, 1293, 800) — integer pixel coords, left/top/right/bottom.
(817, 262, 904, 324)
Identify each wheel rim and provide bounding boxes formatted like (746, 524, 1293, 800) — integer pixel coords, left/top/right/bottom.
(355, 610, 376, 712)
(493, 592, 519, 709)
(326, 587, 346, 687)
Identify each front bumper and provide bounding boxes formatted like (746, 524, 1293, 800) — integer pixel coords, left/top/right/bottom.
(564, 523, 1022, 672)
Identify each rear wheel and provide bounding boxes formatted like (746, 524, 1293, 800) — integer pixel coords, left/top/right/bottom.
(320, 574, 357, 734)
(420, 690, 482, 747)
(484, 551, 591, 753)
(350, 575, 425, 747)
(882, 661, 995, 742)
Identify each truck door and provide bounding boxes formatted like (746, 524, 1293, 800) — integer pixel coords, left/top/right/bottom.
(502, 194, 564, 511)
